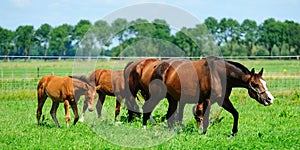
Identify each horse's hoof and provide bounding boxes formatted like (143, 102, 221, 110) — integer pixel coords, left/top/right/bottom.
(115, 121, 122, 126)
(228, 133, 236, 138)
(149, 116, 156, 124)
(142, 125, 147, 130)
(79, 118, 84, 122)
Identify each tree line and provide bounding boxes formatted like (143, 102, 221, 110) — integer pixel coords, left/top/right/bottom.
(1, 17, 300, 60)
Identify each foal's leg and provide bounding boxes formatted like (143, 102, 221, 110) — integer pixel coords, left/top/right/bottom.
(96, 94, 105, 118)
(80, 99, 88, 122)
(50, 102, 60, 128)
(70, 101, 79, 125)
(64, 100, 71, 127)
(222, 98, 239, 137)
(37, 96, 47, 126)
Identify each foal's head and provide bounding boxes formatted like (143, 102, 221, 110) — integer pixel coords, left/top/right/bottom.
(84, 83, 97, 112)
(247, 68, 274, 106)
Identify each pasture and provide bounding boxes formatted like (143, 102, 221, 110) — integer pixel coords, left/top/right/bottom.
(0, 58, 299, 149)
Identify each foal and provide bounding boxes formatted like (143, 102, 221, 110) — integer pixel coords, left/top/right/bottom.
(37, 75, 96, 128)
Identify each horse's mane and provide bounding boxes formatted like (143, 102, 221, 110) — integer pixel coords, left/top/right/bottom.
(68, 75, 93, 87)
(125, 61, 134, 70)
(225, 60, 250, 74)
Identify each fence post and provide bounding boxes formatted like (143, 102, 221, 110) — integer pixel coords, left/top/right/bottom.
(24, 70, 26, 90)
(37, 67, 40, 78)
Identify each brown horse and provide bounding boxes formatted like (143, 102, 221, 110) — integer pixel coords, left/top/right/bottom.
(148, 56, 274, 137)
(123, 58, 163, 123)
(37, 75, 96, 128)
(81, 69, 125, 122)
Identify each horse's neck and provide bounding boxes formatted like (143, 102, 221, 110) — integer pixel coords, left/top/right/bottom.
(72, 79, 87, 93)
(226, 64, 250, 88)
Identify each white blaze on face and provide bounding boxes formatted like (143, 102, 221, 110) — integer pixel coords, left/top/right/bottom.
(260, 79, 274, 103)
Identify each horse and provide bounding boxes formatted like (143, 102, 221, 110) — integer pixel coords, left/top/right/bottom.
(80, 69, 125, 122)
(36, 75, 96, 128)
(123, 58, 163, 123)
(147, 56, 274, 137)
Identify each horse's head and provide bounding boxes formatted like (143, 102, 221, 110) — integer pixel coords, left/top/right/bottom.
(85, 84, 97, 112)
(247, 68, 274, 106)
(193, 104, 204, 128)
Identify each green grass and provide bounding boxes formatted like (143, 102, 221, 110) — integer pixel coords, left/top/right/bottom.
(0, 59, 300, 149)
(0, 89, 299, 149)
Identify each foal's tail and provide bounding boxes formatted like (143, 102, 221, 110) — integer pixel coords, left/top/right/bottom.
(37, 76, 48, 101)
(36, 76, 49, 125)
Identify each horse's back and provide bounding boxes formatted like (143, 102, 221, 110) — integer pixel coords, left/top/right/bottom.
(91, 69, 123, 96)
(41, 75, 70, 102)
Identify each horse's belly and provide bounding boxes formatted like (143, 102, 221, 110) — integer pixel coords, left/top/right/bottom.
(46, 90, 63, 102)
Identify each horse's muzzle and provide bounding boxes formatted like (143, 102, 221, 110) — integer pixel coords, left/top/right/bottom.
(88, 106, 94, 112)
(262, 96, 273, 106)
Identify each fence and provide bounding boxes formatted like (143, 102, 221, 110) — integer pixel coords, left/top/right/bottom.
(1, 55, 300, 60)
(0, 56, 300, 93)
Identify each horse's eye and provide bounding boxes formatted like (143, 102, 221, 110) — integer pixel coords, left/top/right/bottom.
(252, 83, 259, 88)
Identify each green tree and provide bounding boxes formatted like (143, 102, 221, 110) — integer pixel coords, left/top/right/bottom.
(258, 18, 281, 56)
(283, 20, 300, 55)
(49, 24, 74, 57)
(204, 17, 220, 44)
(93, 20, 111, 56)
(129, 19, 156, 38)
(111, 18, 129, 56)
(241, 19, 258, 56)
(0, 26, 15, 60)
(35, 23, 52, 58)
(173, 27, 194, 56)
(15, 25, 34, 61)
(74, 20, 92, 58)
(218, 18, 240, 56)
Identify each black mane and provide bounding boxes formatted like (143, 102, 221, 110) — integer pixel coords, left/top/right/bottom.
(225, 60, 250, 75)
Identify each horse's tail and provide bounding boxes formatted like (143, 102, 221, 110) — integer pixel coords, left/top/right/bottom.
(37, 76, 49, 102)
(151, 61, 170, 81)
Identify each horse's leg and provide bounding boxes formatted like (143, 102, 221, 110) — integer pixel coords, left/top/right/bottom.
(126, 95, 140, 122)
(96, 94, 105, 118)
(142, 79, 166, 129)
(166, 97, 178, 129)
(50, 102, 60, 128)
(80, 99, 88, 122)
(126, 96, 134, 123)
(202, 99, 211, 134)
(222, 98, 239, 137)
(177, 101, 186, 126)
(64, 100, 70, 127)
(37, 95, 47, 126)
(142, 98, 160, 129)
(115, 98, 121, 121)
(70, 100, 79, 125)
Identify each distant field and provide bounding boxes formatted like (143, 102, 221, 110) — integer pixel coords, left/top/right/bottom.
(0, 58, 299, 149)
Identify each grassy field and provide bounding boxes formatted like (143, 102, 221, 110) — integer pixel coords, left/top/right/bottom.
(0, 59, 299, 149)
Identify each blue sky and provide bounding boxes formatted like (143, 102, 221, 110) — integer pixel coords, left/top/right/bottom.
(1, 0, 299, 30)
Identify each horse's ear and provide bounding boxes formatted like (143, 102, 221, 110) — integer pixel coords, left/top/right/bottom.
(250, 68, 255, 75)
(258, 68, 264, 76)
(85, 83, 89, 89)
